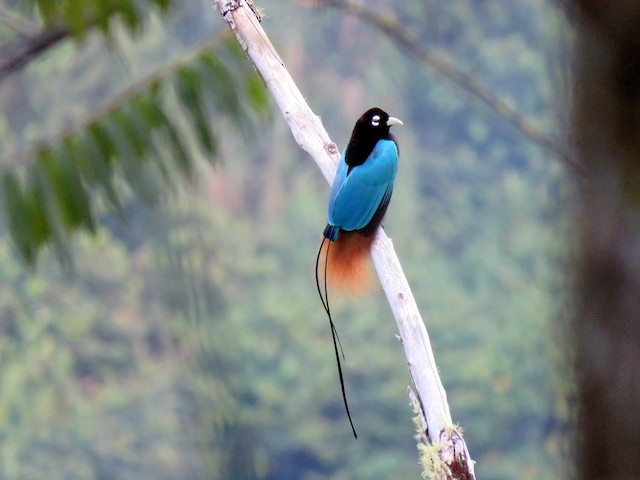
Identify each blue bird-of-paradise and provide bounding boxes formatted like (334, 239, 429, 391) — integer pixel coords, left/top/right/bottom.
(315, 107, 402, 438)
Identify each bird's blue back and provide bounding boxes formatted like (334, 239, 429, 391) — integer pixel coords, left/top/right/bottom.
(325, 139, 398, 240)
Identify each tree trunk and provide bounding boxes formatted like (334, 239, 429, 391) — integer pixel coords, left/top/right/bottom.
(572, 2, 640, 478)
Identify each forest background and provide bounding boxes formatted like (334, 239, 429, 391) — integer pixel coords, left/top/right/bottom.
(0, 1, 574, 479)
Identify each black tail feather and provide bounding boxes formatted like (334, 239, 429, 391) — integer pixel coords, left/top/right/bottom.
(315, 238, 345, 360)
(315, 237, 357, 439)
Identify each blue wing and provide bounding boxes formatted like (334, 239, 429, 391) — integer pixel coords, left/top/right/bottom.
(324, 139, 398, 240)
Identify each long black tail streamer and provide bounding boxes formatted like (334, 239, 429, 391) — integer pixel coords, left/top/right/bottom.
(315, 237, 358, 439)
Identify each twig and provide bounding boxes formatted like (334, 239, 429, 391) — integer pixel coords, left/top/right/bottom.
(213, 1, 475, 478)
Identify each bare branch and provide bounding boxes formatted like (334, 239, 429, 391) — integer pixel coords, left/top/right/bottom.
(0, 24, 69, 81)
(317, 0, 577, 167)
(213, 1, 476, 477)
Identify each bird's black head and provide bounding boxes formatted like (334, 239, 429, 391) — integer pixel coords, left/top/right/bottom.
(345, 107, 403, 169)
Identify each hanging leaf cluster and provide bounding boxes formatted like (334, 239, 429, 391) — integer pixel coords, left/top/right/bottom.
(1, 38, 269, 265)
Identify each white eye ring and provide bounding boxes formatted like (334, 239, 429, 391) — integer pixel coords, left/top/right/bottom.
(371, 115, 381, 127)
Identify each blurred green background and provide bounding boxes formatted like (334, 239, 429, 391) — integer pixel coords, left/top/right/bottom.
(0, 1, 574, 478)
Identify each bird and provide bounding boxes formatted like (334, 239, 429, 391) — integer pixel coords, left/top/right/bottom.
(315, 107, 403, 438)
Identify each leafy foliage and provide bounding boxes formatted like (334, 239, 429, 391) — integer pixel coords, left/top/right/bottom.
(1, 17, 268, 264)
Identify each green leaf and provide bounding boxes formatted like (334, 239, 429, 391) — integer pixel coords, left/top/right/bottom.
(198, 52, 242, 121)
(63, 0, 87, 39)
(80, 128, 122, 211)
(57, 142, 96, 232)
(116, 0, 142, 32)
(112, 107, 148, 159)
(24, 164, 53, 250)
(137, 93, 192, 174)
(1, 173, 37, 263)
(160, 110, 193, 175)
(155, 0, 172, 11)
(134, 88, 164, 129)
(35, 0, 59, 25)
(175, 67, 216, 155)
(31, 150, 72, 263)
(245, 74, 269, 114)
(88, 122, 116, 161)
(101, 114, 157, 201)
(94, 0, 114, 34)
